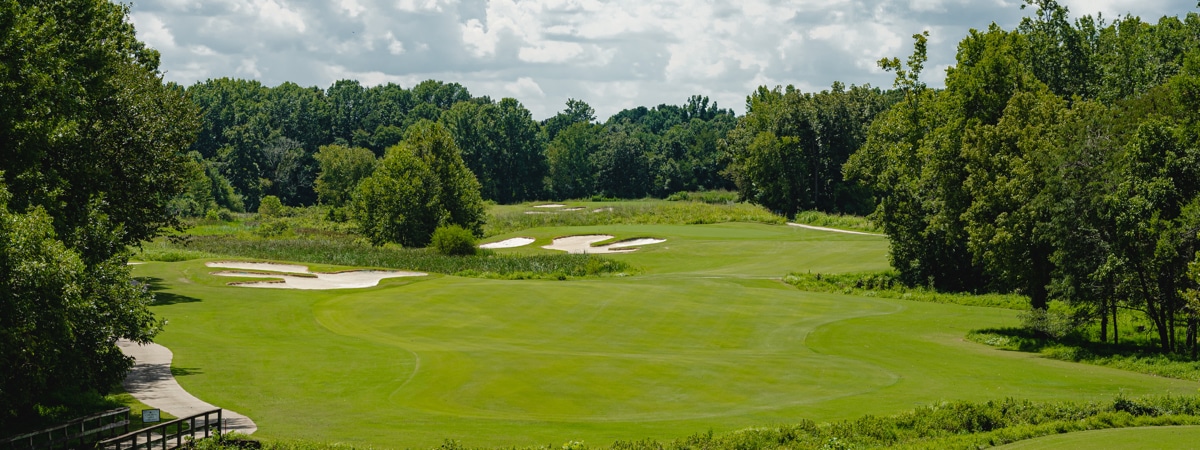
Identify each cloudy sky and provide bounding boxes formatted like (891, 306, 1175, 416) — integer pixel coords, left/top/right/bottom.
(128, 0, 1191, 120)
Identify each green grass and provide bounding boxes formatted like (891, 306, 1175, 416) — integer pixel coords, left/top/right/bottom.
(484, 200, 785, 237)
(174, 235, 629, 279)
(996, 425, 1200, 449)
(131, 222, 1200, 448)
(967, 326, 1200, 382)
(790, 210, 882, 234)
(783, 271, 1030, 310)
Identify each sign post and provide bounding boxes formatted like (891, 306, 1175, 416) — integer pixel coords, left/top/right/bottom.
(141, 409, 160, 423)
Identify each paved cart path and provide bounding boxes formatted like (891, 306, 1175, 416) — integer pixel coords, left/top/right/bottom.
(118, 340, 257, 435)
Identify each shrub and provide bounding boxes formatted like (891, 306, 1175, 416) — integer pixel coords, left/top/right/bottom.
(258, 195, 286, 217)
(430, 225, 477, 256)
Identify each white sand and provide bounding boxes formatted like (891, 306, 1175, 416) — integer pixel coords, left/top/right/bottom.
(479, 237, 535, 249)
(533, 204, 566, 208)
(562, 207, 585, 211)
(206, 261, 311, 273)
(524, 211, 554, 215)
(205, 261, 425, 289)
(592, 207, 614, 213)
(542, 235, 666, 254)
(606, 238, 667, 249)
(786, 223, 886, 237)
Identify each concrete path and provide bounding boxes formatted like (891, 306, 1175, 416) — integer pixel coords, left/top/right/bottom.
(118, 340, 257, 435)
(786, 222, 887, 237)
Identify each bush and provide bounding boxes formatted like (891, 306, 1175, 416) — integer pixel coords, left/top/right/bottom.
(258, 195, 286, 217)
(430, 225, 477, 256)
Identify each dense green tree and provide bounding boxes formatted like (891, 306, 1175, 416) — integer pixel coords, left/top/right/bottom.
(353, 121, 484, 246)
(314, 144, 378, 207)
(593, 126, 652, 198)
(0, 0, 195, 428)
(542, 98, 597, 141)
(727, 82, 892, 217)
(544, 122, 601, 200)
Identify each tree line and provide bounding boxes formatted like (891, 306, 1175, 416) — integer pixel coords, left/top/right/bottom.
(7, 0, 1200, 432)
(847, 1, 1200, 354)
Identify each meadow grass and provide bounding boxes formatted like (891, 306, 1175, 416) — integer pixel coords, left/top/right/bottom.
(790, 210, 882, 233)
(783, 271, 1030, 310)
(664, 189, 740, 204)
(484, 200, 784, 237)
(131, 222, 1199, 448)
(174, 235, 629, 279)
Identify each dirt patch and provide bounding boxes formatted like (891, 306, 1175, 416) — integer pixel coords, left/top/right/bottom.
(479, 237, 535, 249)
(542, 235, 666, 254)
(205, 262, 425, 289)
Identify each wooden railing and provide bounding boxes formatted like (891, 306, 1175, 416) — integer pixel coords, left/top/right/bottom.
(0, 407, 130, 450)
(97, 409, 222, 450)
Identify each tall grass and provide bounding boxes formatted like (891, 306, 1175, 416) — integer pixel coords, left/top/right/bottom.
(485, 201, 784, 237)
(193, 395, 1200, 450)
(664, 190, 740, 204)
(783, 271, 1030, 310)
(179, 235, 630, 279)
(790, 210, 882, 233)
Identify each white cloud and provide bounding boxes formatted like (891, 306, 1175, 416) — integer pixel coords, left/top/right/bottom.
(505, 77, 546, 98)
(129, 13, 176, 50)
(129, 0, 1193, 120)
(518, 41, 583, 63)
(256, 0, 306, 33)
(385, 32, 406, 55)
(237, 58, 262, 78)
(338, 0, 365, 17)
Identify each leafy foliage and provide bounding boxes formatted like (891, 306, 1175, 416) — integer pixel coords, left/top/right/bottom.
(0, 0, 192, 429)
(353, 121, 485, 247)
(431, 225, 477, 256)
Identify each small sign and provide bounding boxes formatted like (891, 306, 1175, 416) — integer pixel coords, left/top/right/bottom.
(142, 409, 161, 423)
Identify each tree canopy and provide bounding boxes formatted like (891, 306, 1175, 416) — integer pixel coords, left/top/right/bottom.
(0, 0, 197, 430)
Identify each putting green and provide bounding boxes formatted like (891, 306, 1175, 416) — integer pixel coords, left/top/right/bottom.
(134, 223, 1200, 448)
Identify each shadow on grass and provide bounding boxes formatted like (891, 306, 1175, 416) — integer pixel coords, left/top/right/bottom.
(970, 326, 1166, 357)
(170, 367, 204, 377)
(969, 327, 1200, 382)
(140, 277, 201, 305)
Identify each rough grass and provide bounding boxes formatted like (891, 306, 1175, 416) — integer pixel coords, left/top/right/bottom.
(484, 200, 784, 237)
(790, 210, 882, 233)
(193, 395, 1200, 450)
(783, 271, 1030, 310)
(175, 235, 629, 279)
(967, 326, 1200, 382)
(664, 190, 740, 204)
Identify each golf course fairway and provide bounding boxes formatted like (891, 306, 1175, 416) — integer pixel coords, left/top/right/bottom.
(132, 223, 1200, 447)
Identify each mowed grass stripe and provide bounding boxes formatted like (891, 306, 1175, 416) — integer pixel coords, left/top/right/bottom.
(313, 276, 903, 422)
(133, 223, 1200, 448)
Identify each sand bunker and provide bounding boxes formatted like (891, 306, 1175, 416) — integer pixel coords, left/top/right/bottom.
(479, 237, 535, 249)
(542, 235, 666, 254)
(562, 207, 585, 211)
(592, 207, 614, 213)
(205, 261, 425, 289)
(533, 204, 566, 208)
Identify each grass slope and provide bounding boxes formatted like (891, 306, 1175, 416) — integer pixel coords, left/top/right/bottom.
(996, 425, 1200, 449)
(133, 223, 1199, 448)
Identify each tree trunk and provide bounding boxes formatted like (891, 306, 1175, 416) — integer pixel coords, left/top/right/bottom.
(1189, 316, 1196, 360)
(1100, 299, 1109, 343)
(1112, 302, 1119, 345)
